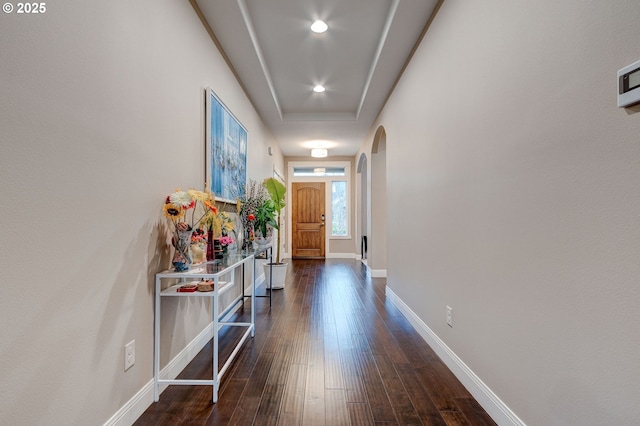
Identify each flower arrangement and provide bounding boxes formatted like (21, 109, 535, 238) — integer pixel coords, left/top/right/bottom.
(203, 209, 235, 237)
(219, 235, 235, 247)
(163, 189, 217, 270)
(163, 189, 217, 231)
(191, 228, 207, 244)
(236, 179, 270, 250)
(199, 200, 237, 259)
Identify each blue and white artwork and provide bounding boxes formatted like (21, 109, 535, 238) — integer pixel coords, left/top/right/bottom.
(206, 89, 247, 201)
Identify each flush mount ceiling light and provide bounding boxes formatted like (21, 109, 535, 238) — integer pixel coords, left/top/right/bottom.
(313, 85, 325, 93)
(311, 148, 328, 158)
(310, 20, 328, 33)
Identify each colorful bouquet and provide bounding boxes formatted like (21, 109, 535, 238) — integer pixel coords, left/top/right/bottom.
(164, 189, 217, 228)
(163, 189, 217, 271)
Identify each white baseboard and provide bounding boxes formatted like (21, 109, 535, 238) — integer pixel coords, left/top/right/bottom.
(360, 258, 387, 277)
(103, 323, 214, 426)
(280, 252, 357, 260)
(385, 287, 526, 426)
(370, 269, 387, 277)
(102, 376, 154, 426)
(326, 252, 356, 259)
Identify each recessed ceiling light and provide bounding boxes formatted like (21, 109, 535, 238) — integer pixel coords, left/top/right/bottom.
(313, 85, 325, 93)
(310, 20, 328, 33)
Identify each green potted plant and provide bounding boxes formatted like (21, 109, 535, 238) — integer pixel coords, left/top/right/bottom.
(254, 199, 277, 246)
(262, 177, 287, 289)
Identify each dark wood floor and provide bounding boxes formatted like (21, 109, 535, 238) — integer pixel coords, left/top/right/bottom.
(135, 259, 496, 426)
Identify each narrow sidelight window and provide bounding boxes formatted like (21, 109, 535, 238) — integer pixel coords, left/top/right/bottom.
(332, 181, 348, 236)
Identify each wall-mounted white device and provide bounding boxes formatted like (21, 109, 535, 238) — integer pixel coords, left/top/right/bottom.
(618, 59, 640, 107)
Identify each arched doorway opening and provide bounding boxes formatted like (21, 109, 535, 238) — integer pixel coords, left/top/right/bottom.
(357, 153, 368, 262)
(370, 126, 387, 277)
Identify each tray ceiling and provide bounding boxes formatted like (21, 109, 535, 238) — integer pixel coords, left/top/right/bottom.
(195, 0, 440, 157)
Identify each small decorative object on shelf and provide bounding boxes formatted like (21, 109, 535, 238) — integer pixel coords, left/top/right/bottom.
(191, 228, 207, 264)
(177, 283, 197, 293)
(197, 279, 215, 292)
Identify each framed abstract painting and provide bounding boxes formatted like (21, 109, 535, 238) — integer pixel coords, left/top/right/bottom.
(205, 88, 247, 202)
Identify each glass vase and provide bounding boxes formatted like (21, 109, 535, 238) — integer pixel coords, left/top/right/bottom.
(213, 238, 223, 259)
(206, 230, 215, 261)
(240, 226, 253, 252)
(172, 228, 194, 272)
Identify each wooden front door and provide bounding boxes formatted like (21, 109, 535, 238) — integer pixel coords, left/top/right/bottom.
(292, 182, 325, 258)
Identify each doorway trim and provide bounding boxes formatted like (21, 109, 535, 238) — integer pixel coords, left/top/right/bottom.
(286, 160, 352, 259)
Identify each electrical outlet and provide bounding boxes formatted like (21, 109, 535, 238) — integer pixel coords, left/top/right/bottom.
(446, 306, 453, 327)
(124, 340, 135, 371)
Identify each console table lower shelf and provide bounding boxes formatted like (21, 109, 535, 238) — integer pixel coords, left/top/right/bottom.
(153, 255, 256, 403)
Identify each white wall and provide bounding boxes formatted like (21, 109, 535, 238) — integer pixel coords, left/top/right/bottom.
(0, 1, 281, 424)
(369, 1, 640, 424)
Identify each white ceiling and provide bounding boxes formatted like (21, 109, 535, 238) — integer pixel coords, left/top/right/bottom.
(195, 0, 440, 157)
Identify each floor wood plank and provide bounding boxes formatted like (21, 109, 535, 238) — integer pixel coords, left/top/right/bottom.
(347, 402, 375, 426)
(394, 362, 447, 425)
(302, 329, 325, 425)
(135, 259, 495, 426)
(325, 389, 350, 426)
(440, 410, 472, 426)
(278, 364, 307, 425)
(453, 398, 497, 426)
(353, 350, 398, 423)
(372, 354, 422, 425)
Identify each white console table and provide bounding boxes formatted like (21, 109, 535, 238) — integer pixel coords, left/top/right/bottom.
(153, 252, 257, 403)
